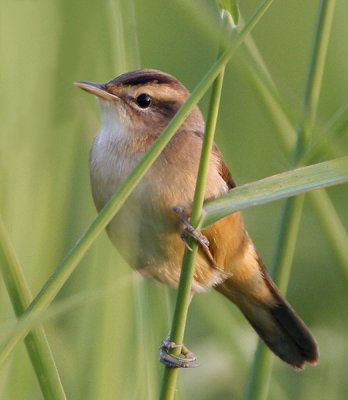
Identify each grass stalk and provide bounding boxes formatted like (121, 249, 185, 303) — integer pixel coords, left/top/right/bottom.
(294, 0, 337, 162)
(159, 3, 276, 397)
(159, 58, 226, 400)
(244, 1, 336, 399)
(201, 155, 348, 226)
(0, 217, 66, 400)
(302, 101, 348, 164)
(0, 0, 274, 368)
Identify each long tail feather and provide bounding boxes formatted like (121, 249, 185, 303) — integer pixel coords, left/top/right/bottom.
(215, 265, 319, 369)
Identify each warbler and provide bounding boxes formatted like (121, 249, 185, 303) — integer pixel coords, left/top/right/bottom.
(76, 69, 318, 369)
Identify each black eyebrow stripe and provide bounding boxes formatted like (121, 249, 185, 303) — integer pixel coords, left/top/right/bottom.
(109, 69, 178, 87)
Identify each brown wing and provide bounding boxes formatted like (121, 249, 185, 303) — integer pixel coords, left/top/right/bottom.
(212, 144, 236, 190)
(191, 130, 236, 190)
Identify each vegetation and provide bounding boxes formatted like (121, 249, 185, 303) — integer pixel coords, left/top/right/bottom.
(0, 1, 347, 399)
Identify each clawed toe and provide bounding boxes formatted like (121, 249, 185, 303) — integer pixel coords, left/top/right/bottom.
(160, 338, 199, 368)
(173, 206, 223, 271)
(173, 207, 209, 248)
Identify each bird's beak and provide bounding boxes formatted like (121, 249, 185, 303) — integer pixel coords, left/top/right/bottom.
(74, 81, 119, 101)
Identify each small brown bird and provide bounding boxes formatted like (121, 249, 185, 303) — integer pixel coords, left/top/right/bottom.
(76, 69, 319, 369)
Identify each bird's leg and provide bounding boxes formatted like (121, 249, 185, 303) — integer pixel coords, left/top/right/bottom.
(160, 335, 199, 368)
(173, 206, 218, 268)
(173, 206, 209, 250)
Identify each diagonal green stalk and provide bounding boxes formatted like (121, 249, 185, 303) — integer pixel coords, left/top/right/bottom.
(238, 55, 295, 150)
(0, 69, 215, 367)
(244, 1, 336, 399)
(301, 101, 348, 164)
(0, 217, 66, 400)
(201, 156, 348, 226)
(241, 40, 348, 166)
(0, 0, 274, 368)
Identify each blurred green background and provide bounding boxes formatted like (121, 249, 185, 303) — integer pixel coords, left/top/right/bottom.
(1, 0, 348, 399)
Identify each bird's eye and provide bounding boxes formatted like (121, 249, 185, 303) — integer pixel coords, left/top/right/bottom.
(136, 93, 152, 108)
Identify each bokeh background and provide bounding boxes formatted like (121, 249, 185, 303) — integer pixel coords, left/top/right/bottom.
(1, 1, 348, 399)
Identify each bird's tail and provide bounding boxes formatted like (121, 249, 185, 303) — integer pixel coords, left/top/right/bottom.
(215, 263, 319, 369)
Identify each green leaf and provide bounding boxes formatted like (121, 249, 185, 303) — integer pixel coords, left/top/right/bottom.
(0, 217, 66, 399)
(201, 156, 348, 228)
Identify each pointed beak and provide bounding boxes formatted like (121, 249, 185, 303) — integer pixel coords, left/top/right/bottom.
(74, 81, 119, 101)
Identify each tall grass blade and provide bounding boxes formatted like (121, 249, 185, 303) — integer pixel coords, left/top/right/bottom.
(202, 156, 348, 227)
(0, 217, 66, 399)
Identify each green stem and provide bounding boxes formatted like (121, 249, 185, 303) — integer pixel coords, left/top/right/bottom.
(0, 217, 66, 400)
(159, 64, 225, 400)
(159, 3, 275, 397)
(301, 102, 348, 164)
(244, 1, 336, 399)
(0, 0, 274, 368)
(294, 0, 337, 162)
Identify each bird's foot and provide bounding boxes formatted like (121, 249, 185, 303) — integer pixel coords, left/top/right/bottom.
(160, 338, 199, 368)
(173, 206, 209, 250)
(173, 206, 218, 268)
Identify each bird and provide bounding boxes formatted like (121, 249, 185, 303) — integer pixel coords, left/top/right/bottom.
(75, 69, 319, 369)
